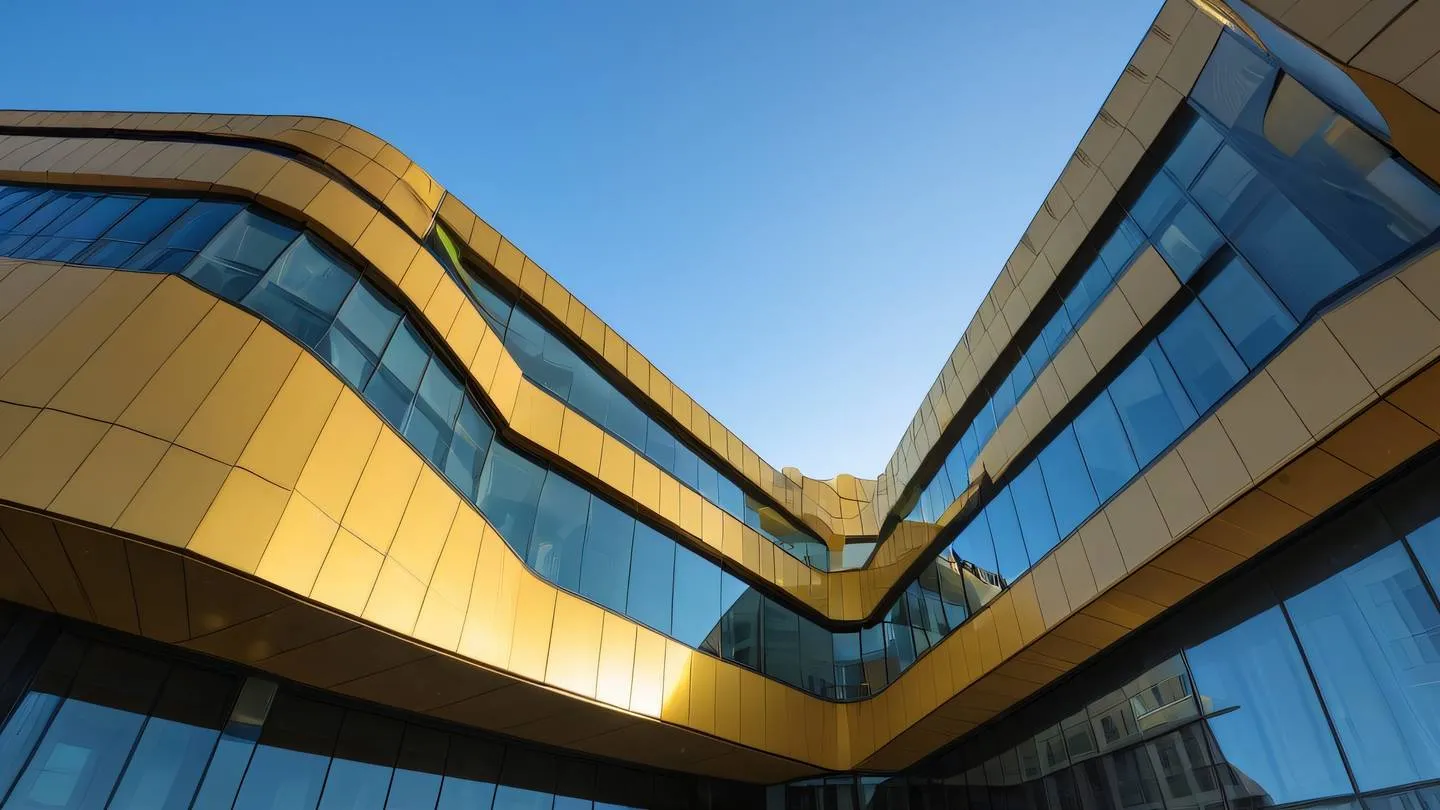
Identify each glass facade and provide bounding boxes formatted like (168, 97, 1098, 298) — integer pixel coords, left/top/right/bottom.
(776, 451, 1440, 809)
(0, 611, 758, 809)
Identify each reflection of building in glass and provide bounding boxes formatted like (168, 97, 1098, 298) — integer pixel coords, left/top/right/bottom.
(2, 0, 1440, 807)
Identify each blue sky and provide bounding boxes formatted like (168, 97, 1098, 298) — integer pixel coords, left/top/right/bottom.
(1, 0, 1159, 479)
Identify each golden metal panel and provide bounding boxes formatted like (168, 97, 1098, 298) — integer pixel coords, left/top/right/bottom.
(661, 640, 691, 725)
(544, 593, 603, 698)
(459, 529, 521, 668)
(0, 409, 109, 509)
(629, 626, 666, 717)
(1266, 322, 1375, 436)
(354, 215, 419, 288)
(342, 430, 423, 554)
(302, 181, 376, 245)
(991, 591, 1024, 659)
(973, 608, 1003, 671)
(657, 474, 681, 527)
(49, 276, 214, 421)
(1175, 416, 1251, 511)
(1105, 479, 1170, 570)
(188, 468, 289, 573)
(429, 506, 483, 608)
(1151, 537, 1246, 584)
(310, 528, 383, 615)
(413, 589, 465, 650)
(0, 271, 160, 407)
(596, 611, 637, 708)
(1322, 400, 1437, 477)
(115, 445, 229, 548)
(294, 391, 382, 521)
(1145, 453, 1208, 538)
(1054, 535, 1098, 609)
(0, 509, 91, 619)
(558, 409, 604, 477)
(55, 523, 137, 633)
(0, 401, 38, 465)
(507, 570, 556, 681)
(1327, 277, 1440, 391)
(50, 425, 167, 527)
(1216, 371, 1313, 480)
(389, 470, 461, 583)
(764, 678, 790, 758)
(739, 668, 767, 750)
(0, 260, 62, 321)
(362, 558, 426, 635)
(1261, 447, 1372, 516)
(1113, 566, 1203, 608)
(237, 354, 343, 489)
(254, 492, 339, 595)
(687, 652, 717, 735)
(125, 542, 188, 642)
(118, 304, 257, 441)
(177, 324, 302, 465)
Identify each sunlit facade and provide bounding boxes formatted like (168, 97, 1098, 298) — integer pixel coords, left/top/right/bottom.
(1, 0, 1439, 807)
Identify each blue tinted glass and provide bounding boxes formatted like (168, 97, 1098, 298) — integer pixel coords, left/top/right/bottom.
(1191, 33, 1275, 128)
(528, 473, 590, 592)
(1232, 187, 1357, 319)
(951, 510, 999, 587)
(1201, 257, 1297, 367)
(243, 235, 357, 347)
(108, 668, 232, 810)
(936, 558, 971, 626)
(231, 695, 342, 810)
(1157, 304, 1247, 413)
(1099, 216, 1144, 275)
(97, 196, 193, 243)
(364, 322, 430, 426)
(697, 462, 720, 503)
(626, 523, 675, 634)
(1192, 145, 1264, 231)
(54, 194, 139, 239)
(643, 421, 677, 473)
(1287, 541, 1440, 790)
(1, 191, 88, 238)
(942, 455, 968, 496)
(321, 282, 402, 388)
(476, 445, 547, 557)
(1038, 428, 1099, 539)
(1073, 392, 1139, 503)
(833, 632, 864, 700)
(568, 365, 611, 427)
(436, 738, 500, 810)
(0, 188, 41, 222)
(162, 201, 246, 251)
(1130, 173, 1186, 237)
(605, 399, 648, 452)
(717, 477, 745, 519)
(720, 577, 761, 669)
(578, 498, 634, 613)
(180, 208, 293, 298)
(190, 734, 257, 810)
(991, 374, 1018, 421)
(673, 442, 700, 490)
(763, 597, 803, 687)
(0, 190, 55, 232)
(671, 545, 721, 647)
(1411, 517, 1440, 594)
(0, 692, 62, 803)
(317, 713, 400, 810)
(1110, 345, 1198, 466)
(444, 401, 492, 501)
(1066, 258, 1112, 323)
(5, 699, 147, 809)
(405, 361, 464, 467)
(1040, 307, 1074, 356)
(385, 727, 446, 810)
(1154, 203, 1221, 281)
(798, 616, 835, 696)
(493, 786, 554, 809)
(459, 268, 513, 334)
(973, 399, 998, 447)
(1166, 116, 1223, 188)
(1011, 463, 1061, 563)
(1185, 607, 1351, 804)
(987, 488, 1029, 584)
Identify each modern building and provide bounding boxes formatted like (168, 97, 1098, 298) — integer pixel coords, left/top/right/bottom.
(0, 0, 1438, 807)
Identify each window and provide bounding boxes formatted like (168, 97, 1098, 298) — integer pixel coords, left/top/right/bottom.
(1157, 304, 1247, 414)
(180, 207, 292, 297)
(950, 510, 1000, 605)
(320, 281, 402, 389)
(1184, 607, 1351, 804)
(1153, 203, 1221, 281)
(577, 499, 634, 614)
(720, 576, 761, 669)
(385, 726, 447, 810)
(1073, 392, 1138, 503)
(242, 235, 357, 347)
(604, 400, 648, 453)
(528, 474, 591, 592)
(1231, 185, 1357, 319)
(1099, 216, 1145, 276)
(1201, 257, 1296, 367)
(1286, 541, 1440, 790)
(316, 711, 402, 810)
(444, 401, 493, 501)
(1130, 173, 1186, 237)
(1109, 345, 1197, 466)
(1191, 145, 1263, 231)
(626, 523, 675, 634)
(1191, 33, 1275, 128)
(405, 361, 465, 468)
(230, 693, 343, 810)
(987, 487, 1030, 584)
(476, 445, 547, 557)
(1012, 463, 1061, 563)
(17, 194, 140, 262)
(436, 736, 501, 810)
(762, 598, 802, 688)
(671, 545, 722, 648)
(1038, 428, 1099, 540)
(107, 667, 235, 810)
(1165, 116, 1223, 188)
(132, 200, 244, 275)
(363, 321, 431, 427)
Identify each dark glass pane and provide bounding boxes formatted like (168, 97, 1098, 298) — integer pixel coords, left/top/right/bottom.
(988, 488, 1029, 585)
(1157, 304, 1247, 414)
(0, 692, 63, 803)
(459, 267, 513, 334)
(1192, 145, 1264, 228)
(578, 499, 634, 614)
(626, 524, 675, 634)
(243, 235, 357, 347)
(762, 598, 802, 688)
(231, 693, 343, 810)
(1166, 116, 1224, 188)
(1110, 345, 1197, 466)
(1130, 173, 1186, 238)
(1191, 33, 1275, 128)
(444, 401, 492, 501)
(1038, 428, 1099, 540)
(720, 576, 761, 669)
(107, 666, 234, 810)
(476, 445, 547, 557)
(671, 546, 721, 648)
(950, 510, 1002, 609)
(506, 309, 573, 400)
(1099, 216, 1145, 276)
(404, 361, 464, 468)
(0, 190, 49, 230)
(672, 443, 700, 491)
(363, 322, 430, 427)
(1153, 203, 1221, 281)
(645, 428, 677, 477)
(567, 365, 611, 428)
(436, 736, 500, 810)
(528, 473, 590, 592)
(1286, 541, 1440, 790)
(320, 282, 402, 389)
(190, 679, 275, 810)
(604, 400, 648, 453)
(93, 196, 193, 243)
(179, 208, 293, 298)
(385, 725, 446, 810)
(1012, 463, 1061, 564)
(1073, 392, 1139, 503)
(1066, 258, 1114, 324)
(1231, 186, 1357, 319)
(798, 617, 834, 697)
(1185, 607, 1351, 804)
(54, 195, 140, 239)
(317, 711, 402, 810)
(717, 478, 744, 518)
(1201, 257, 1296, 367)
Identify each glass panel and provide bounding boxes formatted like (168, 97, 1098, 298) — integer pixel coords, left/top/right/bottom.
(1099, 217, 1145, 276)
(1073, 392, 1139, 504)
(1190, 33, 1274, 128)
(1038, 428, 1099, 540)
(436, 736, 500, 810)
(1192, 145, 1263, 229)
(720, 577, 761, 669)
(762, 598, 802, 687)
(578, 499, 634, 614)
(404, 361, 464, 468)
(191, 678, 276, 810)
(568, 366, 611, 428)
(1231, 185, 1358, 319)
(243, 235, 357, 348)
(951, 510, 1002, 609)
(385, 726, 446, 810)
(528, 473, 590, 592)
(1131, 173, 1186, 238)
(107, 666, 234, 810)
(1012, 463, 1061, 564)
(671, 545, 721, 648)
(86, 196, 193, 254)
(1110, 345, 1198, 466)
(317, 711, 402, 810)
(181, 208, 294, 298)
(988, 488, 1030, 585)
(1200, 257, 1297, 367)
(231, 693, 343, 810)
(1153, 203, 1221, 282)
(1165, 116, 1223, 188)
(798, 617, 835, 697)
(604, 400, 648, 453)
(0, 693, 63, 803)
(443, 401, 492, 501)
(1286, 541, 1440, 791)
(1156, 304, 1247, 414)
(476, 445, 547, 557)
(363, 322, 430, 427)
(626, 523, 675, 634)
(1185, 607, 1351, 804)
(320, 282, 403, 389)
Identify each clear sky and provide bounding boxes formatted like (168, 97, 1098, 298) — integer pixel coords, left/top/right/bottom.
(1, 0, 1160, 479)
